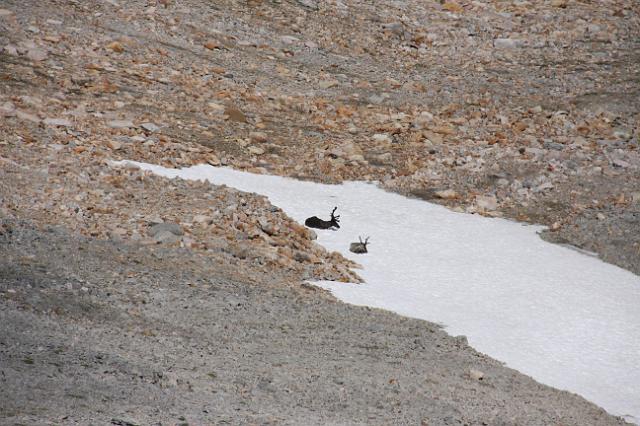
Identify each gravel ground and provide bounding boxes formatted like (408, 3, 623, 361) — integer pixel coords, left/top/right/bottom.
(0, 219, 628, 425)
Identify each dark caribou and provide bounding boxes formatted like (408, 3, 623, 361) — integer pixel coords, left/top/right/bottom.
(305, 207, 341, 230)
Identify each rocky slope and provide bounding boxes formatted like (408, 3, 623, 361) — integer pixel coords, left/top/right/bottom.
(1, 0, 638, 272)
(0, 0, 638, 424)
(0, 219, 627, 425)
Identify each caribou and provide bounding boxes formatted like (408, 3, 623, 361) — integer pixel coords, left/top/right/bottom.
(349, 236, 370, 254)
(305, 207, 340, 230)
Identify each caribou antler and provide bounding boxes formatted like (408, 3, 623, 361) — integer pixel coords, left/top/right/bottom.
(331, 206, 340, 223)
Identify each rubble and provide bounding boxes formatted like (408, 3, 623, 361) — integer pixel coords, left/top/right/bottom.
(0, 0, 638, 275)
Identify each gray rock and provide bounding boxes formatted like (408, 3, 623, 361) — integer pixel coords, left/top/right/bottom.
(525, 147, 546, 156)
(367, 94, 388, 104)
(153, 231, 181, 244)
(258, 216, 276, 236)
(16, 110, 41, 123)
(469, 369, 485, 380)
(435, 189, 458, 200)
(281, 35, 299, 44)
(148, 222, 183, 237)
(43, 118, 72, 127)
(26, 48, 47, 61)
(141, 122, 160, 132)
(382, 22, 404, 36)
(611, 158, 630, 168)
(476, 195, 498, 211)
(493, 38, 523, 49)
(71, 75, 93, 86)
(374, 152, 393, 164)
(535, 182, 554, 193)
(613, 128, 632, 140)
(296, 0, 319, 10)
(544, 140, 564, 151)
(0, 102, 15, 116)
(107, 120, 135, 129)
(3, 44, 18, 56)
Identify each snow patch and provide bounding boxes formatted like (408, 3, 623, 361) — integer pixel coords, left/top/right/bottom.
(117, 161, 640, 423)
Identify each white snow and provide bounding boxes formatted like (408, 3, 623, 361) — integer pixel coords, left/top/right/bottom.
(119, 161, 640, 423)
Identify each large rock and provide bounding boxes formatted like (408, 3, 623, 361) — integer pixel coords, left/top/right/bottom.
(148, 222, 183, 237)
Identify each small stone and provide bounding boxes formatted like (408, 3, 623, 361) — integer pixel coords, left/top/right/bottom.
(207, 155, 221, 166)
(374, 153, 393, 164)
(612, 158, 630, 168)
(534, 182, 554, 193)
(26, 48, 48, 61)
(382, 22, 403, 35)
(613, 128, 632, 140)
(281, 35, 299, 44)
(442, 2, 464, 13)
(469, 369, 485, 380)
(106, 41, 125, 53)
(106, 140, 123, 150)
(193, 215, 212, 224)
(16, 110, 41, 123)
(319, 80, 339, 89)
(225, 105, 247, 122)
(493, 38, 522, 49)
(3, 44, 18, 56)
(550, 222, 561, 231)
(71, 75, 93, 86)
(289, 250, 308, 263)
(146, 215, 164, 225)
(596, 213, 606, 221)
(544, 140, 564, 151)
(43, 118, 72, 127)
(141, 122, 160, 132)
(249, 131, 268, 143)
(258, 216, 276, 236)
(372, 133, 392, 143)
(204, 40, 220, 50)
(182, 236, 197, 249)
(248, 146, 265, 155)
(476, 195, 498, 211)
(207, 102, 225, 111)
(107, 120, 135, 129)
(297, 0, 319, 10)
(435, 189, 458, 200)
(0, 9, 14, 16)
(0, 102, 15, 116)
(149, 222, 183, 237)
(154, 230, 181, 244)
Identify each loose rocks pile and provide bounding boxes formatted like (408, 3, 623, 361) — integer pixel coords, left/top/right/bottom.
(0, 0, 638, 272)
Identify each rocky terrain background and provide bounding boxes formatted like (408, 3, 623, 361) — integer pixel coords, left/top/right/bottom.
(1, 0, 638, 424)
